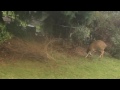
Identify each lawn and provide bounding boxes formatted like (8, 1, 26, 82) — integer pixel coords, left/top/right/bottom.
(0, 55, 120, 79)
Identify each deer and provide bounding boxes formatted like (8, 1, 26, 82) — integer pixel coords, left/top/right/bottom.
(85, 40, 107, 58)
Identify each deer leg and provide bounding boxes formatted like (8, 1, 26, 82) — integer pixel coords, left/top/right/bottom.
(85, 51, 92, 58)
(99, 51, 104, 58)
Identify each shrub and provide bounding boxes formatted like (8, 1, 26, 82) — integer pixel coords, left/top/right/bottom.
(110, 33, 120, 59)
(70, 25, 90, 46)
(0, 23, 12, 43)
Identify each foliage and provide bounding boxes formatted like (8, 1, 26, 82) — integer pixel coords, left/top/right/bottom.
(1, 11, 120, 59)
(1, 11, 93, 39)
(0, 23, 12, 43)
(86, 11, 120, 59)
(42, 11, 92, 38)
(70, 25, 90, 46)
(110, 31, 120, 59)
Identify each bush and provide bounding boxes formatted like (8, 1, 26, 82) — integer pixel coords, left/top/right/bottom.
(110, 33, 120, 59)
(70, 25, 90, 46)
(0, 23, 12, 43)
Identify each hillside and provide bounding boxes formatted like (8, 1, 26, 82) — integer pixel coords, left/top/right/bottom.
(0, 37, 119, 79)
(0, 37, 87, 61)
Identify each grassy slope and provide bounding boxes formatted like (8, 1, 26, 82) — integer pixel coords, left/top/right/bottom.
(0, 55, 120, 79)
(0, 37, 120, 79)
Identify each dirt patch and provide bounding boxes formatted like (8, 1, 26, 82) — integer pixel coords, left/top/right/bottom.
(0, 37, 47, 61)
(65, 46, 87, 58)
(0, 37, 87, 61)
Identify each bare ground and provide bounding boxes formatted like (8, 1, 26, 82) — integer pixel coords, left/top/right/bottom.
(0, 37, 87, 61)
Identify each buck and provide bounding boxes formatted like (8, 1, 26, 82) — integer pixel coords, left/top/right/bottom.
(85, 40, 107, 58)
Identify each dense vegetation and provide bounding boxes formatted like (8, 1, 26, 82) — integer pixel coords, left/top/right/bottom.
(0, 11, 120, 59)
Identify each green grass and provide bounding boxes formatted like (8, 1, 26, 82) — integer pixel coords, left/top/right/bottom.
(0, 55, 120, 79)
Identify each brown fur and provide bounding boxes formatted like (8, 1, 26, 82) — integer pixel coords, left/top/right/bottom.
(85, 40, 107, 58)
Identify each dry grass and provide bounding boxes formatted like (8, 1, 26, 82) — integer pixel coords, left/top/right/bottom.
(0, 36, 88, 63)
(0, 37, 49, 61)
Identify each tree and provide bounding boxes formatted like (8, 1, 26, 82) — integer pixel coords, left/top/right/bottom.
(42, 11, 92, 38)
